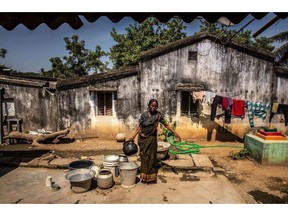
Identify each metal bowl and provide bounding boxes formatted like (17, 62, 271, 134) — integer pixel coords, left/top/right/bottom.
(65, 169, 96, 193)
(157, 142, 171, 160)
(68, 160, 95, 170)
(104, 155, 119, 163)
(118, 154, 129, 163)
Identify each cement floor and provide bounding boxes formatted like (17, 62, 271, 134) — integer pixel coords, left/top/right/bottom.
(0, 165, 245, 204)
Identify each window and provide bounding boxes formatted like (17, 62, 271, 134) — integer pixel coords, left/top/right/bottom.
(2, 98, 15, 119)
(97, 92, 113, 116)
(188, 51, 197, 61)
(181, 91, 199, 117)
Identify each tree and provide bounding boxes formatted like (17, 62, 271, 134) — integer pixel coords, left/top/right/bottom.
(0, 48, 7, 58)
(109, 18, 187, 68)
(269, 31, 288, 66)
(49, 35, 108, 79)
(198, 20, 274, 52)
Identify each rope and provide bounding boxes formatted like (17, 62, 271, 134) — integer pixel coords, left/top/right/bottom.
(165, 131, 243, 155)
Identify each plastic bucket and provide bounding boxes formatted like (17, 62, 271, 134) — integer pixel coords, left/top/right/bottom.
(117, 162, 139, 189)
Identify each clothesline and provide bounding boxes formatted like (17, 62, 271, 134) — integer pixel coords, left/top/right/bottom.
(191, 90, 287, 128)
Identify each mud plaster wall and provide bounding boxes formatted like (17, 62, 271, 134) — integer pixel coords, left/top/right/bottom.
(0, 84, 57, 132)
(57, 75, 140, 139)
(140, 39, 275, 140)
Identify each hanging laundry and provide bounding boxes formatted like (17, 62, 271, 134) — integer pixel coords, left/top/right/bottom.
(269, 104, 288, 126)
(231, 98, 245, 118)
(271, 103, 279, 113)
(203, 91, 216, 105)
(210, 95, 222, 121)
(245, 101, 271, 128)
(192, 91, 204, 103)
(222, 97, 232, 124)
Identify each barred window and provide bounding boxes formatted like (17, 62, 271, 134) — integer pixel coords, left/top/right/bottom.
(2, 98, 15, 118)
(97, 92, 113, 116)
(181, 91, 198, 117)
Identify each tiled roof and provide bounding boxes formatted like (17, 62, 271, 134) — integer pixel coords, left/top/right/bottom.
(1, 12, 288, 31)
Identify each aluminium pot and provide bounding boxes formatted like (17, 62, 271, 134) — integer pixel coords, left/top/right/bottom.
(122, 140, 138, 156)
(65, 168, 96, 193)
(97, 168, 114, 189)
(118, 154, 129, 163)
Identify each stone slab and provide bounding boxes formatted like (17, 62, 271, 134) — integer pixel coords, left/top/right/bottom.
(191, 154, 214, 168)
(49, 158, 76, 166)
(164, 154, 195, 168)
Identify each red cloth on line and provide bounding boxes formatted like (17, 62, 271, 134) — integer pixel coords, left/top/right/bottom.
(231, 99, 245, 117)
(222, 97, 229, 111)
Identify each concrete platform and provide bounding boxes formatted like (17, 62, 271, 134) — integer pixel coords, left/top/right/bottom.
(0, 166, 245, 204)
(0, 151, 247, 204)
(244, 134, 288, 165)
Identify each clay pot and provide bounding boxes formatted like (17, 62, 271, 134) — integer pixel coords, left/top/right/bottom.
(116, 133, 125, 142)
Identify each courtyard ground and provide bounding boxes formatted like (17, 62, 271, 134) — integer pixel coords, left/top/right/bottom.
(0, 136, 288, 204)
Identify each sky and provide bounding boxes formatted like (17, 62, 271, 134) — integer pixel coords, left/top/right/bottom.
(1, 0, 288, 73)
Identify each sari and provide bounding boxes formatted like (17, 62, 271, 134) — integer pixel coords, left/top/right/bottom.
(138, 111, 167, 183)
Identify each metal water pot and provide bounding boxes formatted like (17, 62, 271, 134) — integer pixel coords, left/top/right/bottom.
(118, 154, 129, 163)
(122, 140, 138, 156)
(97, 168, 114, 189)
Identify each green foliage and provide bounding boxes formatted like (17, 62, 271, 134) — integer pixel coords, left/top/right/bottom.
(269, 31, 288, 66)
(48, 35, 108, 79)
(230, 148, 250, 160)
(0, 48, 7, 58)
(199, 20, 274, 52)
(109, 18, 187, 68)
(158, 119, 177, 142)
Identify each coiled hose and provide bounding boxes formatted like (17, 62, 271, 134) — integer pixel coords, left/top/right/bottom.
(165, 131, 243, 155)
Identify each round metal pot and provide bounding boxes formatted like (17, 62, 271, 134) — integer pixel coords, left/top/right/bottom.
(122, 140, 138, 156)
(118, 154, 129, 163)
(68, 160, 94, 170)
(97, 168, 114, 189)
(65, 169, 96, 193)
(157, 142, 171, 160)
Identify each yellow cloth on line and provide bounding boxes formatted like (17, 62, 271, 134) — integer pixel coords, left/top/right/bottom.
(272, 103, 279, 113)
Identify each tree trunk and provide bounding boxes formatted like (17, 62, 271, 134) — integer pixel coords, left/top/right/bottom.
(4, 129, 71, 146)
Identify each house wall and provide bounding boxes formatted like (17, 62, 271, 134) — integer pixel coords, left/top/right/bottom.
(269, 73, 288, 133)
(140, 39, 276, 141)
(2, 38, 287, 141)
(0, 84, 57, 133)
(57, 75, 140, 139)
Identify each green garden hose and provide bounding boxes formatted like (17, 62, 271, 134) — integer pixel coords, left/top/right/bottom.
(165, 131, 243, 155)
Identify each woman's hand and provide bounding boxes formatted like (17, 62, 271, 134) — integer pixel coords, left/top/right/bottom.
(175, 134, 182, 142)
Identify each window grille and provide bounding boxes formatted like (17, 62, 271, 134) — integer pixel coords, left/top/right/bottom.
(97, 92, 113, 116)
(181, 91, 198, 117)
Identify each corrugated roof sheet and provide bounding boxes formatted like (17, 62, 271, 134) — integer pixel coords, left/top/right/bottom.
(1, 12, 288, 31)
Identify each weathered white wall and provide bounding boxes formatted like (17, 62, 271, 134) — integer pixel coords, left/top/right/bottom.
(57, 75, 140, 139)
(0, 84, 58, 132)
(140, 39, 276, 140)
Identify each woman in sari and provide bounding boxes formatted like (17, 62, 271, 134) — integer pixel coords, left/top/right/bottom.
(129, 99, 181, 184)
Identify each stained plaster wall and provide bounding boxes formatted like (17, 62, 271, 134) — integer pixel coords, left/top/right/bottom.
(140, 39, 275, 140)
(0, 84, 57, 133)
(57, 75, 140, 139)
(269, 73, 288, 133)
